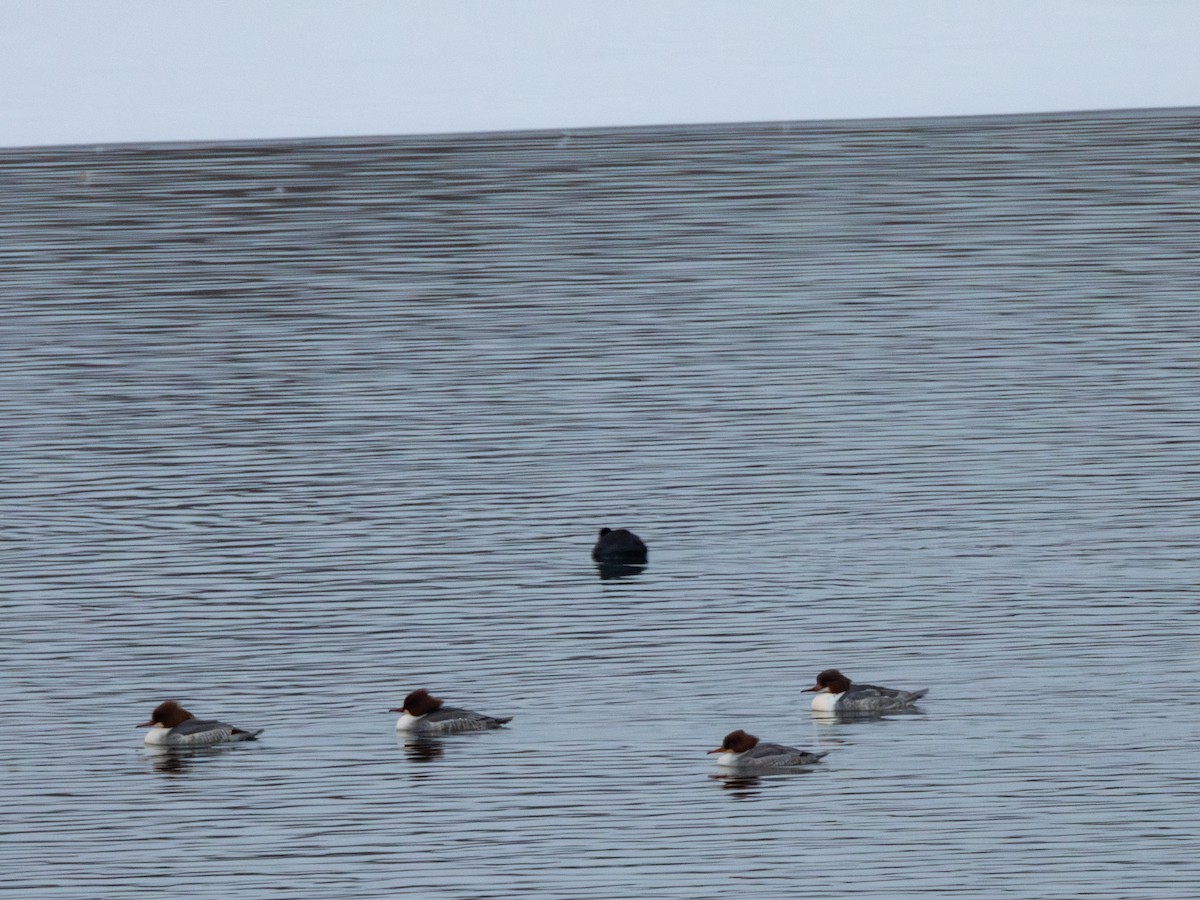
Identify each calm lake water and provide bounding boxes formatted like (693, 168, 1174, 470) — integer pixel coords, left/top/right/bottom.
(3, 108, 1199, 898)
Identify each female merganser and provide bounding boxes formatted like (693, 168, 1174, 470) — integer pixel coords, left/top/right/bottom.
(591, 527, 648, 564)
(707, 729, 828, 769)
(391, 689, 512, 734)
(804, 669, 928, 713)
(138, 701, 263, 746)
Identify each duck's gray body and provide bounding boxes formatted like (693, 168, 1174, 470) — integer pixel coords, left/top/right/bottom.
(396, 706, 512, 734)
(833, 684, 928, 713)
(148, 718, 263, 746)
(720, 743, 829, 769)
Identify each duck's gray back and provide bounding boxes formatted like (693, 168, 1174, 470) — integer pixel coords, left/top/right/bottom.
(840, 684, 928, 711)
(420, 706, 512, 734)
(742, 742, 829, 768)
(166, 718, 262, 745)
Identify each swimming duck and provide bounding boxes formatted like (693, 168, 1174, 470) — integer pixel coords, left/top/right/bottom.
(804, 669, 928, 713)
(591, 527, 648, 564)
(138, 701, 263, 746)
(391, 688, 512, 734)
(707, 729, 828, 769)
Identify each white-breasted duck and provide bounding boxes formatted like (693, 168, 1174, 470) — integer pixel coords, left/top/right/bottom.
(391, 688, 512, 734)
(707, 729, 828, 769)
(804, 669, 928, 714)
(138, 701, 263, 746)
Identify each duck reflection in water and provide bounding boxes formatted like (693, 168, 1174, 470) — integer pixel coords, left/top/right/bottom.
(709, 772, 765, 798)
(811, 706, 927, 727)
(144, 742, 254, 776)
(595, 560, 648, 580)
(401, 737, 445, 763)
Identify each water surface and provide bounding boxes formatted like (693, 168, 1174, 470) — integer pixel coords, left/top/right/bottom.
(3, 109, 1199, 897)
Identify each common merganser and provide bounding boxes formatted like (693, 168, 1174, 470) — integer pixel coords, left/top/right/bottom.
(591, 527, 648, 564)
(391, 689, 512, 734)
(707, 729, 828, 769)
(138, 701, 263, 746)
(804, 669, 928, 713)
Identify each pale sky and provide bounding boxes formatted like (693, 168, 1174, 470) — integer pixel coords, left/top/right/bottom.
(2, 0, 1198, 148)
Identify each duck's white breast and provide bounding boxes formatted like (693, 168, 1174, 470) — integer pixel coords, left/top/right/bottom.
(395, 713, 422, 732)
(810, 691, 844, 712)
(143, 727, 171, 745)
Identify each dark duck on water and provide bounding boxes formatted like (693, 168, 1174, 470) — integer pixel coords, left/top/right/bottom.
(591, 527, 648, 564)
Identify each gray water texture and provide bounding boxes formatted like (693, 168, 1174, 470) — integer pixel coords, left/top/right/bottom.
(2, 108, 1199, 898)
